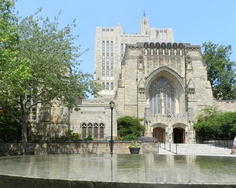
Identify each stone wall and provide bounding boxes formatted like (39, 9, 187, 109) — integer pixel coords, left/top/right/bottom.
(0, 142, 157, 156)
(214, 100, 236, 112)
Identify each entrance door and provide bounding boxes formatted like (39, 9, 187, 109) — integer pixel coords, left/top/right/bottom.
(173, 128, 185, 143)
(153, 127, 165, 142)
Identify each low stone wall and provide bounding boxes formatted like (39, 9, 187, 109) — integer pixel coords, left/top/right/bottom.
(0, 175, 235, 188)
(0, 141, 158, 156)
(214, 100, 236, 112)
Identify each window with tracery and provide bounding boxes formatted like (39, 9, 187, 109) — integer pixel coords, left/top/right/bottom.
(81, 123, 105, 139)
(88, 123, 93, 137)
(149, 77, 175, 115)
(81, 123, 87, 138)
(94, 123, 98, 139)
(99, 123, 104, 139)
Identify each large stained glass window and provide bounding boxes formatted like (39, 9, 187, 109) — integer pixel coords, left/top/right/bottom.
(149, 77, 175, 115)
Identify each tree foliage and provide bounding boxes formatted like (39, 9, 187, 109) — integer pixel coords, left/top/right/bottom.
(0, 0, 18, 64)
(0, 2, 97, 143)
(194, 106, 236, 140)
(117, 116, 145, 140)
(0, 0, 21, 142)
(202, 42, 236, 100)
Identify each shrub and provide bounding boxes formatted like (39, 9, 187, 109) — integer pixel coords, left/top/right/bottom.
(122, 134, 138, 141)
(117, 116, 145, 140)
(194, 108, 236, 140)
(44, 130, 82, 142)
(83, 135, 93, 141)
(66, 130, 81, 141)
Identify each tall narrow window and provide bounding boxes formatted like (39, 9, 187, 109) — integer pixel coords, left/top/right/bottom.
(40, 105, 51, 122)
(102, 41, 105, 56)
(111, 82, 114, 90)
(156, 30, 159, 38)
(106, 82, 109, 90)
(111, 41, 113, 56)
(88, 123, 92, 137)
(94, 123, 98, 139)
(106, 41, 109, 56)
(82, 123, 87, 138)
(121, 43, 124, 57)
(99, 123, 104, 139)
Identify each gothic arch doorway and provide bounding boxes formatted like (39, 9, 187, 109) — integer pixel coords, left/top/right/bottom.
(173, 127, 185, 143)
(153, 127, 165, 142)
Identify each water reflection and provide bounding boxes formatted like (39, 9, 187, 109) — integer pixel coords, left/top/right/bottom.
(0, 154, 235, 184)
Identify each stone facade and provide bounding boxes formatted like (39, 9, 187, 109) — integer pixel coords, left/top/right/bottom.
(70, 98, 117, 139)
(115, 42, 211, 143)
(29, 102, 70, 140)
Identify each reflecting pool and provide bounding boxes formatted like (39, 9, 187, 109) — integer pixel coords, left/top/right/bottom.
(0, 154, 236, 184)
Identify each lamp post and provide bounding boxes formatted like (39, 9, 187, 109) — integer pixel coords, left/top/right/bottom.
(109, 101, 115, 155)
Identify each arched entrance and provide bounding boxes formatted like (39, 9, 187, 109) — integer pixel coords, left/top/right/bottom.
(173, 128, 185, 143)
(153, 127, 165, 142)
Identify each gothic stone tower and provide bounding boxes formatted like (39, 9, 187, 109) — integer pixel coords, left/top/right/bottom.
(115, 42, 214, 144)
(94, 16, 173, 97)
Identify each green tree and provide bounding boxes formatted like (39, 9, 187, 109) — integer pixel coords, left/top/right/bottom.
(202, 42, 236, 100)
(117, 116, 145, 140)
(0, 0, 21, 142)
(197, 106, 221, 122)
(0, 0, 18, 64)
(0, 8, 97, 143)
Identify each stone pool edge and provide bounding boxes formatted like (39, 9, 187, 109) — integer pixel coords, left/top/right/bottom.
(0, 175, 236, 188)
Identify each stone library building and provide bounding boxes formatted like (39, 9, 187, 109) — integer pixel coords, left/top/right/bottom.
(69, 16, 236, 143)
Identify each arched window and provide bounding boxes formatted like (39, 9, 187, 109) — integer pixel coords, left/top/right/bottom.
(81, 123, 87, 138)
(99, 123, 105, 139)
(149, 77, 175, 115)
(94, 123, 99, 139)
(88, 123, 93, 137)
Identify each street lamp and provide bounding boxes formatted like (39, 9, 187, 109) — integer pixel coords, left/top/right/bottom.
(109, 101, 115, 155)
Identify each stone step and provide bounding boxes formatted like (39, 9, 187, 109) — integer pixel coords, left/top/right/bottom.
(157, 143, 234, 156)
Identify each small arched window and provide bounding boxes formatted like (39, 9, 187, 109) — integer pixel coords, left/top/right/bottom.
(99, 123, 105, 139)
(81, 123, 87, 138)
(94, 123, 99, 139)
(88, 123, 93, 137)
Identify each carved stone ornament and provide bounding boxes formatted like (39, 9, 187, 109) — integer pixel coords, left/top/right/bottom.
(137, 56, 144, 70)
(186, 55, 193, 70)
(187, 79, 195, 94)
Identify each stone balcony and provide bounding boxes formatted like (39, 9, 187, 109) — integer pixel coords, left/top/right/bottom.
(145, 108, 188, 125)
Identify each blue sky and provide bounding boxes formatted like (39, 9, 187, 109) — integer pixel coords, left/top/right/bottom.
(15, 0, 236, 75)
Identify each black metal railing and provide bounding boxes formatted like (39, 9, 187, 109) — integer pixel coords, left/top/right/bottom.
(157, 142, 178, 154)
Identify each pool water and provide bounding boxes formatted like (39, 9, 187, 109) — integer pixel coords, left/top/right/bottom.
(0, 154, 235, 184)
